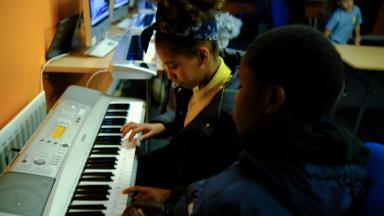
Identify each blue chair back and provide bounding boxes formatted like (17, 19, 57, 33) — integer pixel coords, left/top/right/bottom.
(270, 0, 289, 27)
(360, 142, 384, 215)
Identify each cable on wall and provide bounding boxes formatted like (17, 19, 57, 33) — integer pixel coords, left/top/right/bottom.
(40, 53, 70, 92)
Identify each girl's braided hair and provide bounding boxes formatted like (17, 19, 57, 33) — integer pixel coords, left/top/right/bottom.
(154, 0, 224, 34)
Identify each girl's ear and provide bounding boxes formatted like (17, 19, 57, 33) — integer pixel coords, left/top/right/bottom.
(264, 85, 285, 114)
(197, 47, 209, 64)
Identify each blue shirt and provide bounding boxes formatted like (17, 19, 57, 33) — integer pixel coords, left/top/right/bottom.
(326, 5, 362, 44)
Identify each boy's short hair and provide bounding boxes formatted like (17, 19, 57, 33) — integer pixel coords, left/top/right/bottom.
(243, 25, 345, 123)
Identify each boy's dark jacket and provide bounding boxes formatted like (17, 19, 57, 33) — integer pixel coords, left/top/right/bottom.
(136, 70, 241, 188)
(173, 122, 369, 215)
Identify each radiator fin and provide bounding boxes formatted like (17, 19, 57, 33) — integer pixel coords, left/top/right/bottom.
(0, 91, 47, 172)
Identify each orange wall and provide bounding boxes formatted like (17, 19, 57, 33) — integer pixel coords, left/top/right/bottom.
(0, 0, 79, 128)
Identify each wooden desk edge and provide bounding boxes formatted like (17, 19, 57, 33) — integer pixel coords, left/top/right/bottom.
(44, 52, 114, 73)
(334, 44, 384, 72)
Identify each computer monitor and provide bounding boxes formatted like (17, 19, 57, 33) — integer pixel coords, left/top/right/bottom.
(136, 0, 154, 11)
(129, 0, 155, 30)
(110, 0, 130, 23)
(130, 13, 155, 29)
(82, 0, 111, 47)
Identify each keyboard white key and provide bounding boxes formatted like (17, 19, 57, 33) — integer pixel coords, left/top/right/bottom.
(69, 147, 136, 216)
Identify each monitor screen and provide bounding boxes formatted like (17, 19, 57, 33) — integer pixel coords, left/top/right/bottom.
(134, 0, 155, 27)
(136, 0, 154, 11)
(130, 13, 154, 28)
(110, 0, 130, 23)
(90, 0, 109, 26)
(82, 0, 111, 47)
(114, 0, 129, 9)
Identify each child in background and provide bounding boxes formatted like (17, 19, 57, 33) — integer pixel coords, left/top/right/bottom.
(324, 0, 363, 45)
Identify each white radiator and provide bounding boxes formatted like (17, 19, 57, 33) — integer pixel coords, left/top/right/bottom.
(0, 91, 47, 172)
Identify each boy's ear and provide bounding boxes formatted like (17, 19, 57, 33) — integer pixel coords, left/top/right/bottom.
(264, 85, 285, 114)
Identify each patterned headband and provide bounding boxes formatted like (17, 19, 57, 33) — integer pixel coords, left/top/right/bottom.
(141, 18, 218, 52)
(156, 18, 218, 40)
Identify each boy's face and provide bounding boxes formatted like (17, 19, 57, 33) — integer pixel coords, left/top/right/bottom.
(156, 42, 204, 89)
(339, 0, 353, 12)
(234, 60, 267, 137)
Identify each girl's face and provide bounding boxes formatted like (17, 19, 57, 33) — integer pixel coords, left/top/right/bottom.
(156, 42, 204, 89)
(339, 0, 353, 12)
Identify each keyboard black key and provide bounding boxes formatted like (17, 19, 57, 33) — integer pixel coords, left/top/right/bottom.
(73, 195, 109, 201)
(67, 211, 105, 216)
(102, 118, 127, 125)
(76, 185, 111, 190)
(75, 186, 110, 197)
(95, 135, 121, 142)
(76, 186, 110, 193)
(87, 158, 117, 164)
(98, 127, 122, 133)
(81, 176, 113, 181)
(94, 139, 121, 144)
(69, 204, 107, 210)
(86, 161, 116, 166)
(108, 103, 130, 110)
(91, 149, 119, 155)
(88, 157, 117, 161)
(75, 189, 110, 196)
(105, 111, 128, 117)
(80, 177, 113, 182)
(82, 172, 114, 178)
(85, 164, 116, 169)
(94, 141, 121, 145)
(75, 187, 110, 194)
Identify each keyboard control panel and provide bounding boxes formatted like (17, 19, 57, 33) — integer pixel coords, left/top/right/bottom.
(9, 100, 91, 178)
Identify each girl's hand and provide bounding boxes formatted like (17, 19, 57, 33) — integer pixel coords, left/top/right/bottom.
(120, 122, 166, 141)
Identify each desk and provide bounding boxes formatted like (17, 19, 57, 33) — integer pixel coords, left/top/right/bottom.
(334, 45, 384, 71)
(334, 44, 384, 134)
(43, 51, 115, 110)
(43, 24, 132, 110)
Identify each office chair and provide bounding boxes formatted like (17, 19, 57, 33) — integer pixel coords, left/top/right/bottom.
(359, 142, 384, 215)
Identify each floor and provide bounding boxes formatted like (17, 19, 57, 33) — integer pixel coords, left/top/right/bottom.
(332, 66, 384, 144)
